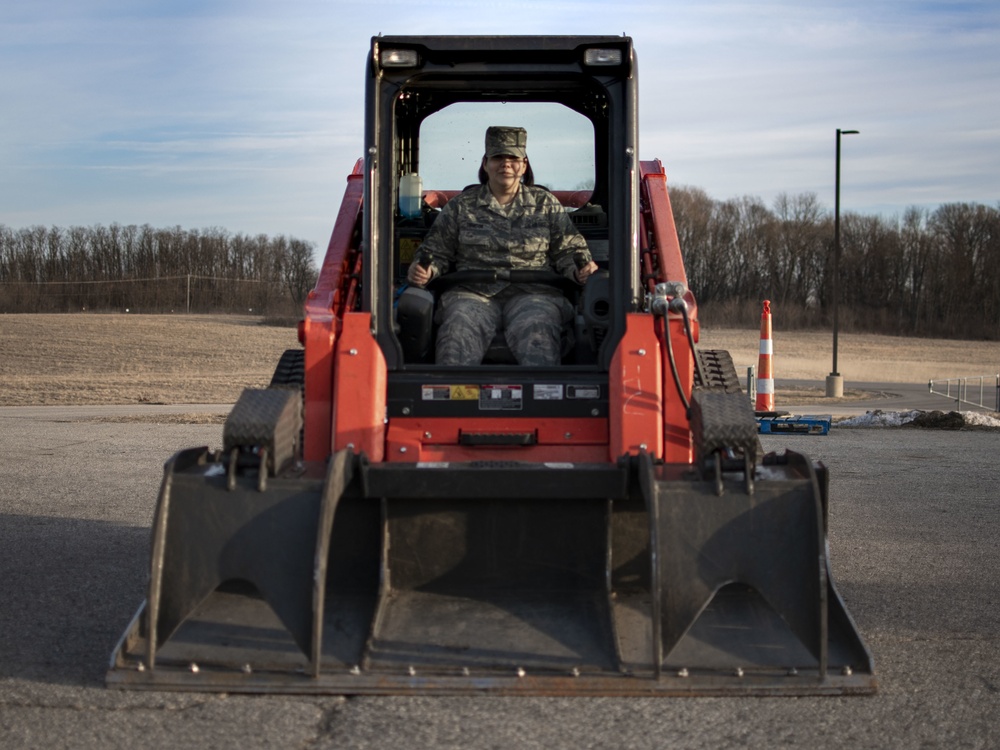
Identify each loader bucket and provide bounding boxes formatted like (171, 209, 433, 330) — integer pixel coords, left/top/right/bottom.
(108, 445, 874, 696)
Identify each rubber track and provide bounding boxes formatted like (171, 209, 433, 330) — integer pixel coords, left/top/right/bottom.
(690, 389, 759, 465)
(694, 349, 743, 394)
(269, 348, 305, 388)
(267, 348, 305, 455)
(223, 388, 302, 474)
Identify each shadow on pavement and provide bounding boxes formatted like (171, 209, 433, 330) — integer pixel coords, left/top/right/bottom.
(0, 513, 148, 686)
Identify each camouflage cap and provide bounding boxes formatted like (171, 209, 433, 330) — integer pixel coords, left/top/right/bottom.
(485, 126, 527, 158)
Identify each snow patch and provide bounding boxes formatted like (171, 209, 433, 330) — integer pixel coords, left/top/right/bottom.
(961, 411, 1000, 428)
(835, 409, 1000, 429)
(837, 410, 921, 427)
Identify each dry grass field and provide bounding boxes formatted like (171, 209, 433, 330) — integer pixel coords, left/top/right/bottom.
(0, 314, 298, 406)
(699, 327, 1000, 384)
(1, 313, 997, 407)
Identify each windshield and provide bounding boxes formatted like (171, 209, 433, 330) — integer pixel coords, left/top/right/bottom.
(418, 102, 595, 192)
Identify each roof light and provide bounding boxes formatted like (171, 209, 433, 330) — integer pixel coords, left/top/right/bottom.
(380, 49, 419, 68)
(583, 48, 622, 66)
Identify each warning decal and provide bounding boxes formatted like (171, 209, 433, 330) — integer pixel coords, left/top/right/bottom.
(531, 383, 601, 400)
(398, 237, 422, 264)
(479, 384, 523, 410)
(533, 384, 564, 400)
(421, 385, 481, 401)
(449, 385, 481, 400)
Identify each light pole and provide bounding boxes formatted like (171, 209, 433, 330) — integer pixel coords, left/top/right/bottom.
(826, 128, 859, 398)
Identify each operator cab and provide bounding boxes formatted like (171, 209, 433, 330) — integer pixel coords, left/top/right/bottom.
(366, 37, 637, 423)
(366, 37, 637, 376)
(392, 101, 612, 366)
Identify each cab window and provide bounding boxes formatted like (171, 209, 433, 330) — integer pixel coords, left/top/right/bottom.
(419, 102, 595, 192)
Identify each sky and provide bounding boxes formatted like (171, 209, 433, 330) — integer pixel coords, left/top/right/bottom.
(2, 0, 998, 262)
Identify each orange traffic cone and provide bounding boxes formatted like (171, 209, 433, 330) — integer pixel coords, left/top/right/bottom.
(755, 300, 774, 413)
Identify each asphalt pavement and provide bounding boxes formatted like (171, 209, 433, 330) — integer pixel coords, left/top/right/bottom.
(776, 379, 999, 417)
(0, 401, 997, 749)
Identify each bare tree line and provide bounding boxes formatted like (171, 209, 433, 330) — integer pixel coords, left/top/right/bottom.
(0, 224, 317, 316)
(3, 195, 999, 340)
(671, 188, 1000, 340)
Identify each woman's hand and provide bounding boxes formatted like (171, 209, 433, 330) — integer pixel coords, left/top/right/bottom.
(407, 262, 433, 287)
(574, 260, 599, 284)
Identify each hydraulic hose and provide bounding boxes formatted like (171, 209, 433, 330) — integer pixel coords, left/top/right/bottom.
(676, 299, 704, 387)
(659, 312, 690, 416)
(651, 283, 701, 418)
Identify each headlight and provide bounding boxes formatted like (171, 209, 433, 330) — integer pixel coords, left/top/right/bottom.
(583, 48, 623, 66)
(380, 49, 419, 68)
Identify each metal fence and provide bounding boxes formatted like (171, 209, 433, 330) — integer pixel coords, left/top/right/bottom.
(928, 375, 1000, 413)
(739, 366, 1000, 413)
(0, 274, 300, 315)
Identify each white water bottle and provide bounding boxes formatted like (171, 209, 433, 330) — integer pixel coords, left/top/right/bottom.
(399, 173, 422, 219)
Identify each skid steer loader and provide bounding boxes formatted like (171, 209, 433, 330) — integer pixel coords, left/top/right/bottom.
(108, 35, 875, 696)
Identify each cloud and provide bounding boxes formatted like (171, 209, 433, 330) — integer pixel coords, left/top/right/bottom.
(1, 0, 999, 255)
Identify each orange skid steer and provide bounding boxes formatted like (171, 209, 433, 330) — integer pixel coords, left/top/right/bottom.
(108, 36, 875, 696)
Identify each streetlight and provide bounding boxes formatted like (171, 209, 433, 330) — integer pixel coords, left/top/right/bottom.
(826, 128, 859, 398)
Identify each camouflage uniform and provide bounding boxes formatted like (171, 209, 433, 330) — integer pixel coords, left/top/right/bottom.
(417, 181, 591, 365)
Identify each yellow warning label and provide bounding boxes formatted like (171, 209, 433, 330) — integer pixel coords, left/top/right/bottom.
(421, 384, 481, 401)
(449, 385, 480, 400)
(398, 237, 422, 264)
